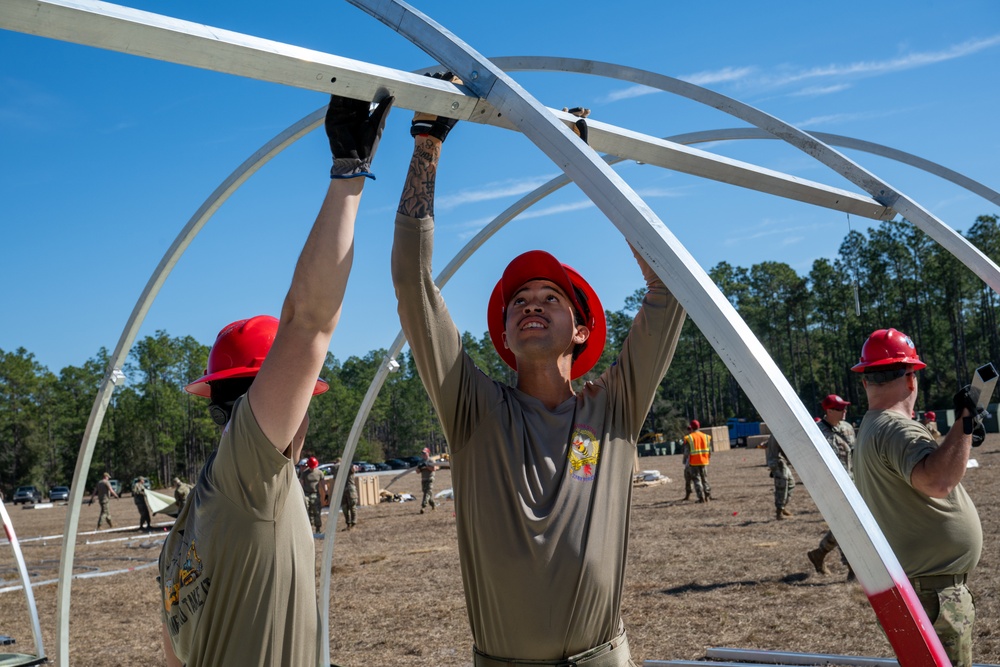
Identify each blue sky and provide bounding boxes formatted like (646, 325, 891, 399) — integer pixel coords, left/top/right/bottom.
(2, 0, 999, 375)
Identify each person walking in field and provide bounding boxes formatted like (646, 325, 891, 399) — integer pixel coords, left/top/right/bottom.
(764, 435, 794, 519)
(682, 420, 712, 502)
(299, 456, 325, 534)
(390, 79, 685, 665)
(807, 394, 856, 579)
(417, 447, 438, 514)
(90, 472, 118, 530)
(157, 91, 393, 667)
(340, 460, 359, 531)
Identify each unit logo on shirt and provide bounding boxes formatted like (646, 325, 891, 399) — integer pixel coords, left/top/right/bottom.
(568, 424, 600, 482)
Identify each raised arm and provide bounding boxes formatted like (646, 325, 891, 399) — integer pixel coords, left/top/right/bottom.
(249, 94, 393, 451)
(391, 75, 470, 424)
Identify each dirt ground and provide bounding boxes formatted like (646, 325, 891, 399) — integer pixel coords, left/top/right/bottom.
(2, 438, 997, 667)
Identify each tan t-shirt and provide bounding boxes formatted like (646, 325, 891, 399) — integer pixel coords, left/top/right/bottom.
(392, 213, 685, 660)
(854, 409, 981, 578)
(158, 396, 319, 667)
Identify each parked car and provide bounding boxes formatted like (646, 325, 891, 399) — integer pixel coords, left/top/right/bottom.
(401, 456, 425, 467)
(49, 486, 70, 502)
(372, 462, 391, 471)
(352, 461, 376, 473)
(13, 485, 43, 505)
(109, 479, 122, 496)
(317, 463, 339, 477)
(384, 458, 409, 470)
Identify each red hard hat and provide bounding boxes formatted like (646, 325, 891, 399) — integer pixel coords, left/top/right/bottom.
(851, 328, 926, 373)
(185, 315, 329, 397)
(923, 411, 937, 421)
(307, 456, 319, 469)
(688, 419, 700, 430)
(821, 394, 850, 411)
(487, 250, 606, 380)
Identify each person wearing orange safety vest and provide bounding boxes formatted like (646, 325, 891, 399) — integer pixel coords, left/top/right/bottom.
(682, 420, 712, 502)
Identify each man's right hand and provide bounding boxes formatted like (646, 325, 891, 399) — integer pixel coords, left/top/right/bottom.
(410, 72, 462, 143)
(325, 92, 394, 180)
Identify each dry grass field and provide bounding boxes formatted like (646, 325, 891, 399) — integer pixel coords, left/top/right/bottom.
(2, 437, 997, 666)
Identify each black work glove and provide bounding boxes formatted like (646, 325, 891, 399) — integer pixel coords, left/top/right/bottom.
(325, 93, 394, 180)
(563, 107, 590, 145)
(410, 72, 461, 142)
(953, 385, 979, 425)
(972, 421, 986, 447)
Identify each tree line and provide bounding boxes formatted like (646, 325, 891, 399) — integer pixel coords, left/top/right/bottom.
(2, 214, 997, 496)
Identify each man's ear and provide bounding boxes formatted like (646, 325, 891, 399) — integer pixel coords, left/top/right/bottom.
(573, 324, 591, 345)
(501, 331, 509, 350)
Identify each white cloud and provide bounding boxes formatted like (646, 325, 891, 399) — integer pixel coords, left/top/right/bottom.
(436, 174, 560, 209)
(603, 84, 660, 103)
(789, 84, 851, 98)
(455, 200, 596, 240)
(681, 66, 756, 86)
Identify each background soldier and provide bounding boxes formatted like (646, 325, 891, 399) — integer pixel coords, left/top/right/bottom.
(90, 472, 118, 530)
(682, 420, 712, 502)
(172, 477, 192, 514)
(807, 394, 856, 579)
(299, 456, 324, 534)
(133, 476, 152, 531)
(340, 461, 359, 531)
(765, 435, 794, 519)
(417, 447, 438, 514)
(921, 410, 942, 439)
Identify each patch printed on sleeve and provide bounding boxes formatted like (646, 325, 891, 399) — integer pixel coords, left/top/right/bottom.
(569, 424, 600, 482)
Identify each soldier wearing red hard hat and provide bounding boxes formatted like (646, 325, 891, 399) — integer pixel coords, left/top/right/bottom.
(852, 328, 982, 667)
(390, 85, 685, 665)
(806, 393, 856, 578)
(299, 456, 325, 535)
(159, 92, 394, 667)
(920, 410, 942, 439)
(682, 419, 713, 503)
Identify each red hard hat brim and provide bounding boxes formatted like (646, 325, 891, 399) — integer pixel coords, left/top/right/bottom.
(185, 368, 329, 398)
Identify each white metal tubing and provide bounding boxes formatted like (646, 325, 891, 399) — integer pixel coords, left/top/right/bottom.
(705, 647, 998, 667)
(668, 129, 1000, 209)
(52, 109, 326, 665)
(0, 499, 46, 659)
(490, 56, 1000, 295)
(0, 0, 895, 222)
(346, 2, 945, 665)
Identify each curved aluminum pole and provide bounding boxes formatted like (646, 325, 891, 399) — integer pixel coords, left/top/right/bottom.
(668, 128, 1000, 209)
(54, 108, 326, 665)
(1, 498, 46, 660)
(490, 56, 1000, 296)
(347, 4, 947, 666)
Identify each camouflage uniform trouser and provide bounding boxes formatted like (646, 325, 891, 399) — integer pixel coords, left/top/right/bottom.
(769, 460, 794, 509)
(685, 465, 710, 500)
(341, 492, 358, 528)
(134, 497, 151, 530)
(421, 480, 437, 509)
(305, 492, 322, 533)
(97, 498, 113, 530)
(912, 578, 975, 667)
(816, 529, 848, 565)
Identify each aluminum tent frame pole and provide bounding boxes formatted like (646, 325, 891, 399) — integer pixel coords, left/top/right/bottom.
(0, 498, 46, 661)
(490, 56, 1000, 294)
(0, 0, 894, 222)
(345, 1, 948, 665)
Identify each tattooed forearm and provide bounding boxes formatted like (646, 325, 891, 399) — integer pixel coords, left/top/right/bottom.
(398, 137, 441, 219)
